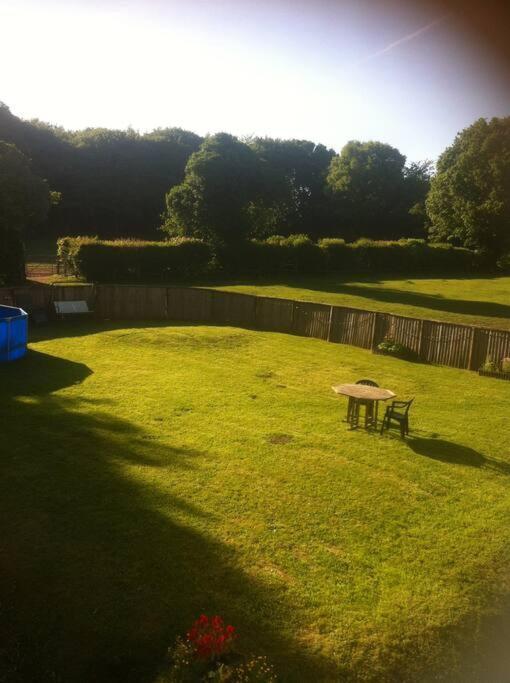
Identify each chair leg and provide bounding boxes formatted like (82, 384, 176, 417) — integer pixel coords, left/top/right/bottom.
(399, 420, 405, 437)
(364, 402, 371, 429)
(380, 413, 387, 434)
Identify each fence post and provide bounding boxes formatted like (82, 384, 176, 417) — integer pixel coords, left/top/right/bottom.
(467, 327, 478, 371)
(417, 319, 425, 359)
(94, 284, 102, 318)
(327, 305, 334, 342)
(370, 312, 379, 350)
(290, 299, 297, 334)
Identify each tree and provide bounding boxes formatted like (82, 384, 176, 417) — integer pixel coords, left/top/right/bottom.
(0, 141, 50, 232)
(326, 140, 429, 240)
(426, 117, 510, 257)
(0, 140, 51, 283)
(247, 138, 335, 238)
(162, 133, 260, 246)
(0, 103, 203, 239)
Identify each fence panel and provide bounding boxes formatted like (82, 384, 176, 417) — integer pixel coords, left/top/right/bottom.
(166, 287, 213, 322)
(484, 328, 510, 366)
(255, 296, 295, 333)
(377, 314, 423, 356)
(50, 284, 95, 306)
(292, 301, 331, 340)
(420, 320, 473, 369)
(95, 285, 166, 320)
(330, 307, 375, 349)
(211, 291, 257, 327)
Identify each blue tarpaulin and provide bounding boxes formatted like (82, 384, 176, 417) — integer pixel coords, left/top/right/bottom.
(0, 305, 28, 362)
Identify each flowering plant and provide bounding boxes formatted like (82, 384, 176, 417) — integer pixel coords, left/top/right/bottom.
(187, 614, 236, 660)
(157, 615, 276, 682)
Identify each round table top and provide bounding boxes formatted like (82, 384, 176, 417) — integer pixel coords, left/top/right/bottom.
(331, 383, 396, 401)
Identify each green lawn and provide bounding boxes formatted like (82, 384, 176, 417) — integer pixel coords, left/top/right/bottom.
(210, 275, 510, 331)
(2, 322, 510, 681)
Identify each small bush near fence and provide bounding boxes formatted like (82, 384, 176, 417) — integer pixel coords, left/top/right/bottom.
(58, 235, 479, 282)
(58, 237, 212, 282)
(376, 337, 417, 361)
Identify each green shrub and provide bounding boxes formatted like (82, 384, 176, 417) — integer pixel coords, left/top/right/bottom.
(317, 238, 477, 274)
(219, 234, 325, 275)
(58, 237, 212, 282)
(501, 358, 510, 373)
(377, 338, 416, 360)
(480, 358, 499, 373)
(497, 252, 510, 273)
(317, 238, 348, 270)
(57, 236, 98, 276)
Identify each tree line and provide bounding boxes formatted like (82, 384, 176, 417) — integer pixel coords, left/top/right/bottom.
(0, 101, 509, 284)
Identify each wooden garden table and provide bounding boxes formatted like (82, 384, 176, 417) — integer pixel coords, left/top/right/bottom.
(331, 383, 396, 430)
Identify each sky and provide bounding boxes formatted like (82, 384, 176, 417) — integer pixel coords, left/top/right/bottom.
(1, 0, 509, 161)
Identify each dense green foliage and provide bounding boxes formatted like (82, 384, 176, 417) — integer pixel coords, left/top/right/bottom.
(427, 117, 510, 258)
(2, 322, 509, 681)
(162, 133, 260, 246)
(61, 234, 477, 282)
(3, 100, 508, 264)
(327, 141, 432, 240)
(163, 136, 431, 246)
(0, 103, 203, 239)
(58, 236, 211, 282)
(229, 237, 476, 276)
(0, 140, 51, 284)
(247, 138, 335, 238)
(1, 103, 432, 244)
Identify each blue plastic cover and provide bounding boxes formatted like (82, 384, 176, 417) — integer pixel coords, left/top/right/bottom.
(0, 305, 28, 362)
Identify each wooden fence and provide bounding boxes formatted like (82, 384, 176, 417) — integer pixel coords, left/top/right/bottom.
(2, 283, 510, 373)
(0, 284, 95, 311)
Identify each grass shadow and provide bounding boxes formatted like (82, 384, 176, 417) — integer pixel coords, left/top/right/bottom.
(407, 437, 510, 476)
(0, 352, 333, 681)
(275, 279, 510, 322)
(1, 348, 93, 394)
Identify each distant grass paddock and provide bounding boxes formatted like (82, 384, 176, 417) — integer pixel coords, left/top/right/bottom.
(210, 274, 510, 331)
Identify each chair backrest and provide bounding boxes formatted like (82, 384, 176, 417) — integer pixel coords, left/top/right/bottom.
(54, 300, 89, 315)
(391, 399, 414, 415)
(356, 379, 379, 387)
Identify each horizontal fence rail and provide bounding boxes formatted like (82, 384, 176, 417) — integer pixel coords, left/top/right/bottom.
(2, 283, 510, 373)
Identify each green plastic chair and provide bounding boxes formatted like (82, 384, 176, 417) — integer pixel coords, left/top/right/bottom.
(380, 399, 414, 437)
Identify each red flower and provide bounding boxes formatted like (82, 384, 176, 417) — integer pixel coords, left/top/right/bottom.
(186, 614, 237, 660)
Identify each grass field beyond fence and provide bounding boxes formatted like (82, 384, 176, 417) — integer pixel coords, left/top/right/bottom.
(1, 321, 510, 681)
(210, 275, 510, 331)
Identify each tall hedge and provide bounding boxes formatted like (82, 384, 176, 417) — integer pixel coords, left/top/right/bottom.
(220, 237, 478, 276)
(58, 237, 212, 282)
(58, 235, 479, 282)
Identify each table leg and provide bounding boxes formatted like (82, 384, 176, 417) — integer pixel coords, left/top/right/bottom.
(365, 400, 375, 429)
(346, 397, 353, 423)
(350, 399, 360, 429)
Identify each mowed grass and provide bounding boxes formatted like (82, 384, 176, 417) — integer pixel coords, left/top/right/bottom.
(210, 275, 510, 330)
(2, 322, 510, 682)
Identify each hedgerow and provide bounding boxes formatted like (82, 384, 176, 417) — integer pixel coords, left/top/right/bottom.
(57, 237, 212, 282)
(57, 235, 480, 282)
